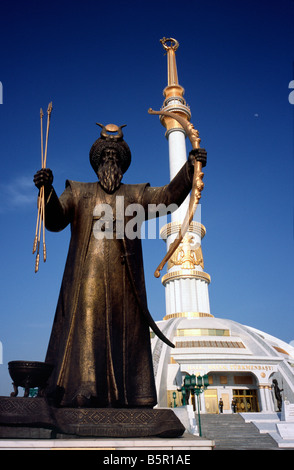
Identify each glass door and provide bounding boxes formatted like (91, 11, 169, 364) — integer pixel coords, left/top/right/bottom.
(233, 389, 259, 412)
(204, 389, 218, 413)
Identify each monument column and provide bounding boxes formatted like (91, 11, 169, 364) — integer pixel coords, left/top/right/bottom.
(158, 38, 211, 320)
(259, 384, 275, 412)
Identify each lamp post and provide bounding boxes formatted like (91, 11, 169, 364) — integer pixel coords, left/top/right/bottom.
(179, 385, 187, 405)
(194, 374, 209, 437)
(181, 373, 209, 437)
(172, 391, 177, 408)
(189, 374, 196, 411)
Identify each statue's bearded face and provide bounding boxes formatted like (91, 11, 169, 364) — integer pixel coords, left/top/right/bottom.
(97, 148, 123, 193)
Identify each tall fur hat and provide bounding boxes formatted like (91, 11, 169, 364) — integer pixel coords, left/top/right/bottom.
(89, 123, 131, 174)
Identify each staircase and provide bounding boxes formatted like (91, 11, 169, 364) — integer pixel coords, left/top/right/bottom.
(200, 414, 280, 450)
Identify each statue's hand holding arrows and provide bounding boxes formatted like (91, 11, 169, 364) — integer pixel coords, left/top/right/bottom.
(32, 102, 53, 272)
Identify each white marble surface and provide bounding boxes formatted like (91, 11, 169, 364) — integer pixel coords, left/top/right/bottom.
(0, 434, 214, 450)
(277, 423, 294, 440)
(281, 401, 294, 422)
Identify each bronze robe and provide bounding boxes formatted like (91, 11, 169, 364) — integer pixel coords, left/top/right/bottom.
(44, 161, 193, 407)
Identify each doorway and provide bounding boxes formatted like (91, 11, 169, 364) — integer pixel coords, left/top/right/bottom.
(204, 389, 219, 413)
(233, 389, 259, 412)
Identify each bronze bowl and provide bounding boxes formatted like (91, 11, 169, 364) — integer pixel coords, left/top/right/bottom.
(8, 361, 54, 397)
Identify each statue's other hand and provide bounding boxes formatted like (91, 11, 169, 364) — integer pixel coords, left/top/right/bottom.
(33, 168, 53, 189)
(188, 148, 207, 168)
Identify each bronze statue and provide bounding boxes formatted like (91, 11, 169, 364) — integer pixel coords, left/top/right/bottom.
(33, 123, 207, 409)
(272, 379, 283, 412)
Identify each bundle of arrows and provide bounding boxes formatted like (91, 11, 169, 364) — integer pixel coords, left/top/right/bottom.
(32, 102, 53, 272)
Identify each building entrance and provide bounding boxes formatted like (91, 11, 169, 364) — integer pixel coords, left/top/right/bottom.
(233, 389, 259, 412)
(204, 389, 218, 413)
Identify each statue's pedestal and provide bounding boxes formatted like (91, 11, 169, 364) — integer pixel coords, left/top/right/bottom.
(0, 435, 214, 451)
(0, 397, 184, 439)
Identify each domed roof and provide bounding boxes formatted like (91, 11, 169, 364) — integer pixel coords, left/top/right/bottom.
(152, 315, 294, 363)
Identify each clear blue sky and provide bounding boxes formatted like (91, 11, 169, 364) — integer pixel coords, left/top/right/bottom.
(0, 0, 293, 396)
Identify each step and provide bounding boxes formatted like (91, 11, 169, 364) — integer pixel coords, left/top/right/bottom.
(199, 414, 280, 450)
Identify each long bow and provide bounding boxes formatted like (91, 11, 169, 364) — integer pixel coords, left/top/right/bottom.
(148, 108, 204, 278)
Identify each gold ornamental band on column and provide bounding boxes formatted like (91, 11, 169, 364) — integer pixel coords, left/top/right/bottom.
(163, 311, 214, 320)
(161, 269, 211, 286)
(160, 221, 206, 241)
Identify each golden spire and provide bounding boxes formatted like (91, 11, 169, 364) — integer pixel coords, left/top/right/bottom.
(160, 37, 179, 86)
(159, 38, 191, 133)
(160, 37, 183, 97)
